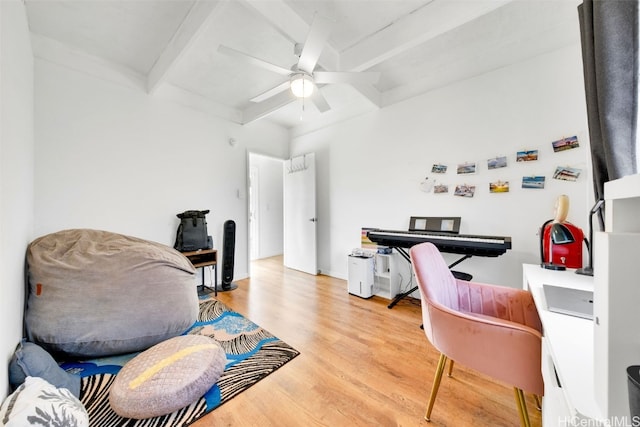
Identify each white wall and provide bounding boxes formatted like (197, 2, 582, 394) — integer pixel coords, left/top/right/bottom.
(291, 44, 591, 289)
(249, 152, 283, 260)
(0, 0, 35, 398)
(34, 59, 289, 282)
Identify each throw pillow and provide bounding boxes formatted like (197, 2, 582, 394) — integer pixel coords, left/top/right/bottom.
(0, 376, 88, 427)
(8, 340, 81, 398)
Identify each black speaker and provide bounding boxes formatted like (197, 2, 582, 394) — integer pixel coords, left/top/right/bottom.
(220, 220, 237, 291)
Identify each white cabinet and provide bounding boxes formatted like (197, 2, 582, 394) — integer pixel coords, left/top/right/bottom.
(372, 252, 401, 299)
(523, 264, 602, 424)
(522, 173, 640, 426)
(540, 337, 571, 425)
(593, 173, 640, 420)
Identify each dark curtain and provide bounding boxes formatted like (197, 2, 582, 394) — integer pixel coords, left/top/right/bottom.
(578, 0, 639, 226)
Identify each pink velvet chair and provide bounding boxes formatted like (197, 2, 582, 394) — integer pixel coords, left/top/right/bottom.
(409, 242, 543, 427)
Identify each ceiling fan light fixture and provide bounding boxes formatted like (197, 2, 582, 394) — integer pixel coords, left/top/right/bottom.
(290, 73, 314, 98)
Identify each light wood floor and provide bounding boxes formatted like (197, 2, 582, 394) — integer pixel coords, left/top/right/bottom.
(191, 256, 542, 427)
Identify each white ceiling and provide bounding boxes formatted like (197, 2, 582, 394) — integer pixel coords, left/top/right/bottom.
(24, 0, 582, 134)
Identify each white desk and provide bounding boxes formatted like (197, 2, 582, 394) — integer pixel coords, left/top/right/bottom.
(523, 264, 604, 425)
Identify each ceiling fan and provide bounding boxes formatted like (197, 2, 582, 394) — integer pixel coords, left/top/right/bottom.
(217, 14, 380, 113)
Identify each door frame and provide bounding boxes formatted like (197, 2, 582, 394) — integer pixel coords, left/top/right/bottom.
(246, 150, 285, 277)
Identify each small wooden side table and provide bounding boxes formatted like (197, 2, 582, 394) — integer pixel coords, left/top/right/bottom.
(181, 249, 217, 296)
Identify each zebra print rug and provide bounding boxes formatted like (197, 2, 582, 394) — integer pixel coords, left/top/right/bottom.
(60, 298, 300, 426)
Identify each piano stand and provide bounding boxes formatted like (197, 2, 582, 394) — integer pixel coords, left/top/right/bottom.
(387, 253, 472, 309)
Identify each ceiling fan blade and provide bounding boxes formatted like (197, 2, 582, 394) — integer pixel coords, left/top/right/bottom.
(217, 45, 291, 76)
(250, 81, 291, 103)
(310, 87, 331, 113)
(297, 14, 333, 74)
(313, 71, 381, 85)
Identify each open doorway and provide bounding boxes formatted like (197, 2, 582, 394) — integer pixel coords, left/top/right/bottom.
(248, 152, 284, 267)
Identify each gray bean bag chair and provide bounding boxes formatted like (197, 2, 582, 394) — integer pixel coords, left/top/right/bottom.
(25, 229, 198, 358)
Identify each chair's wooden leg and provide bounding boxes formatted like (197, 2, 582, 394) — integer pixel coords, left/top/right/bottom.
(534, 395, 542, 411)
(514, 388, 531, 427)
(447, 359, 455, 377)
(425, 353, 448, 422)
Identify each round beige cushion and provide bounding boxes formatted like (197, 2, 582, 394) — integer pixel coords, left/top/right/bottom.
(109, 335, 226, 419)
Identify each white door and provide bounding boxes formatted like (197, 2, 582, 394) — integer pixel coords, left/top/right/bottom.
(283, 153, 317, 275)
(249, 164, 259, 260)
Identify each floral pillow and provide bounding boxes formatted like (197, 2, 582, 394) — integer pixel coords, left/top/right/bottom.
(0, 376, 88, 427)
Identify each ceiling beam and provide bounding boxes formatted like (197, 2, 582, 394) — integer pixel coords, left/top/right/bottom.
(154, 83, 243, 124)
(240, 0, 340, 72)
(340, 0, 512, 72)
(242, 90, 298, 125)
(146, 0, 230, 94)
(31, 33, 147, 92)
(349, 81, 381, 108)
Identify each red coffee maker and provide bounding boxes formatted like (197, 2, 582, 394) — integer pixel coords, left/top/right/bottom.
(540, 195, 584, 270)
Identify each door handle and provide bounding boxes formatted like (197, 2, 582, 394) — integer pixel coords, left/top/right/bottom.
(309, 218, 317, 222)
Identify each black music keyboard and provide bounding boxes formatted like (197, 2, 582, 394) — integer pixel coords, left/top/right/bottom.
(366, 228, 511, 257)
